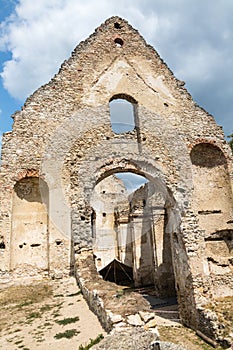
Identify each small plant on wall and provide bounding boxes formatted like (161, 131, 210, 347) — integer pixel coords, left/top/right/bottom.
(227, 133, 233, 153)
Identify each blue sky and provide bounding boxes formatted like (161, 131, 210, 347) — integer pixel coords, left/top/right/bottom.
(0, 0, 21, 133)
(0, 0, 233, 141)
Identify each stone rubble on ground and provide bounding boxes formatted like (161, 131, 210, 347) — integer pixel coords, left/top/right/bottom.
(92, 328, 187, 350)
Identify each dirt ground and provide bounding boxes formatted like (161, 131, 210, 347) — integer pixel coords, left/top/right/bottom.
(158, 326, 224, 350)
(0, 277, 105, 350)
(0, 276, 231, 350)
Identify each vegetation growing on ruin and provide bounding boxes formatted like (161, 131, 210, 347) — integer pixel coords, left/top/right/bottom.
(228, 133, 233, 153)
(205, 296, 233, 337)
(78, 334, 104, 350)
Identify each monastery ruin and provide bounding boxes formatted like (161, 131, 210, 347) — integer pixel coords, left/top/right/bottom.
(0, 16, 232, 344)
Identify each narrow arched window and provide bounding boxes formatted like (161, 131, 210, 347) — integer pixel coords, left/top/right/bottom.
(109, 95, 137, 134)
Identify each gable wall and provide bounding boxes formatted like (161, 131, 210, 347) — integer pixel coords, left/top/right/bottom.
(0, 18, 232, 334)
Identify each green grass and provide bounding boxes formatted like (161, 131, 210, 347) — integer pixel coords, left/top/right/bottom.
(40, 304, 53, 312)
(54, 329, 80, 339)
(17, 301, 33, 308)
(78, 334, 104, 350)
(43, 321, 52, 327)
(204, 296, 233, 337)
(55, 316, 79, 325)
(0, 283, 52, 307)
(26, 312, 41, 320)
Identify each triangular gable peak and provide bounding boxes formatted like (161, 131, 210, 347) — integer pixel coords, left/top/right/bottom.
(22, 16, 192, 114)
(15, 15, 224, 147)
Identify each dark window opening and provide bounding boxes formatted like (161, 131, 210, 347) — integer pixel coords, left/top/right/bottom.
(173, 232, 179, 244)
(91, 211, 96, 238)
(0, 242, 5, 249)
(114, 38, 123, 47)
(114, 22, 121, 29)
(30, 243, 41, 247)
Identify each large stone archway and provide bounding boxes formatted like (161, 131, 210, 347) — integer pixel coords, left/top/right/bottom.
(69, 153, 197, 327)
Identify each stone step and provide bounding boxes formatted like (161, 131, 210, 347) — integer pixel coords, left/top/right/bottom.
(154, 310, 180, 320)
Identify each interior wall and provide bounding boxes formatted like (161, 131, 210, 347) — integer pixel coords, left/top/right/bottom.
(11, 177, 49, 271)
(205, 229, 233, 297)
(191, 143, 233, 235)
(91, 175, 128, 270)
(191, 143, 233, 297)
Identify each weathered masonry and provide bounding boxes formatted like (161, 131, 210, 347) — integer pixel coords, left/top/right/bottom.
(0, 16, 232, 336)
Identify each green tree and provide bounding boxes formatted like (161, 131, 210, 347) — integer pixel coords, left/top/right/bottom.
(227, 133, 233, 153)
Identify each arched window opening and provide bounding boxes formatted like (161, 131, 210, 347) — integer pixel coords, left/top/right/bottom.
(109, 97, 136, 134)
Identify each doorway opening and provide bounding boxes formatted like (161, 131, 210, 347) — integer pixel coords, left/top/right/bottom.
(90, 171, 177, 303)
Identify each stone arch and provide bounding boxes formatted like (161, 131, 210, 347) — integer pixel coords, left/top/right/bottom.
(14, 168, 40, 182)
(10, 177, 49, 271)
(109, 93, 137, 104)
(71, 155, 197, 325)
(41, 106, 193, 239)
(190, 142, 233, 236)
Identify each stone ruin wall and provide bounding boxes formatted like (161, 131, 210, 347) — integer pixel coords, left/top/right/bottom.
(0, 16, 232, 338)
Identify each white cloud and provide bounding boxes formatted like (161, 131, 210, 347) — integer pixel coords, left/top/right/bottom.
(0, 0, 158, 100)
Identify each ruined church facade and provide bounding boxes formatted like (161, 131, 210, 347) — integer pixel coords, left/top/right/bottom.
(0, 17, 232, 331)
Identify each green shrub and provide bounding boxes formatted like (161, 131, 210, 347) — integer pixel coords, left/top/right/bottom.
(78, 334, 104, 350)
(54, 329, 79, 339)
(55, 316, 79, 325)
